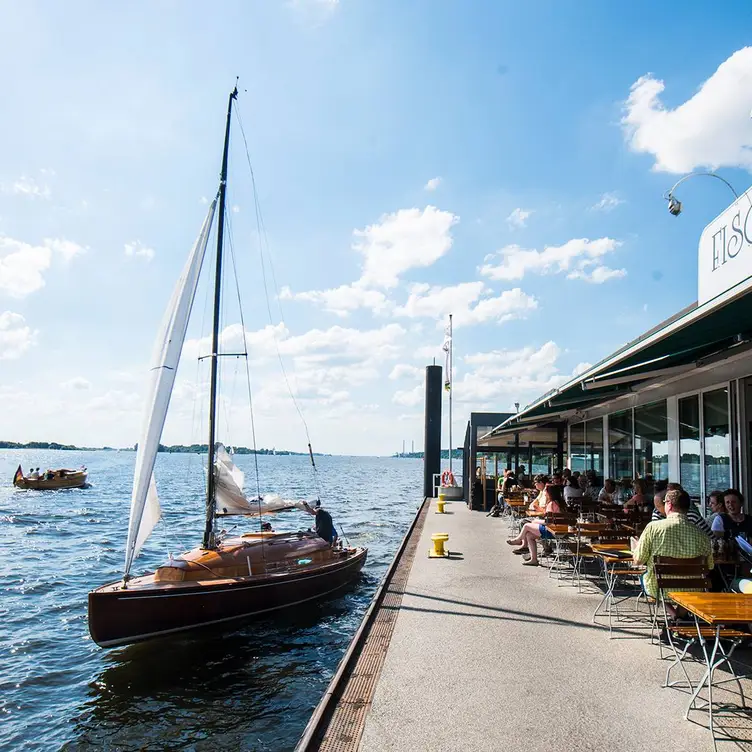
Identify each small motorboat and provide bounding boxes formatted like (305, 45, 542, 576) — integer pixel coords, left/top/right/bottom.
(13, 465, 88, 490)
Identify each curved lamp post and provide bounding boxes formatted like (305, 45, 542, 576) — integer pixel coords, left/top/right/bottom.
(663, 171, 740, 217)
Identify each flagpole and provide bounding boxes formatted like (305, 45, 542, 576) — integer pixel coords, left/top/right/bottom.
(449, 313, 453, 476)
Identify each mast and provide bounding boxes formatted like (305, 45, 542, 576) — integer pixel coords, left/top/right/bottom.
(448, 313, 453, 475)
(203, 84, 238, 550)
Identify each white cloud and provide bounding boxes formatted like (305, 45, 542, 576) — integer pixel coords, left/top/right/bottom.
(479, 237, 621, 282)
(394, 281, 537, 326)
(622, 47, 752, 173)
(507, 207, 532, 229)
(460, 341, 561, 404)
(392, 384, 423, 407)
(184, 322, 405, 372)
(87, 390, 142, 414)
(591, 192, 624, 212)
(0, 236, 85, 298)
(0, 312, 36, 359)
(183, 322, 289, 361)
(232, 205, 240, 213)
(61, 376, 91, 390)
(124, 240, 155, 262)
(458, 342, 598, 410)
(413, 344, 441, 361)
(424, 177, 442, 191)
(280, 284, 391, 317)
(572, 362, 592, 377)
(389, 363, 423, 380)
(199, 196, 209, 205)
(2, 176, 51, 199)
(355, 206, 459, 289)
(282, 205, 458, 313)
(567, 265, 627, 284)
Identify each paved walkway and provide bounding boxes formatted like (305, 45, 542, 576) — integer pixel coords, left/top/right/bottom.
(359, 498, 752, 752)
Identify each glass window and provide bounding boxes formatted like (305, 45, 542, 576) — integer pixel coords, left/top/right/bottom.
(585, 419, 603, 477)
(679, 395, 701, 499)
(634, 400, 669, 483)
(608, 409, 633, 480)
(570, 422, 585, 472)
(703, 387, 730, 499)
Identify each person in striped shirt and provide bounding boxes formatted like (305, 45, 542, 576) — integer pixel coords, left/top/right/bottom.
(650, 484, 712, 537)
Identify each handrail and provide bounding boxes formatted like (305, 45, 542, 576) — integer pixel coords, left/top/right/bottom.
(293, 495, 429, 751)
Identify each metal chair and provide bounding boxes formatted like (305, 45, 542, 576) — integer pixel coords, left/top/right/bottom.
(654, 556, 747, 694)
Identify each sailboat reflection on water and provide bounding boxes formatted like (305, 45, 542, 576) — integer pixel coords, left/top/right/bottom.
(87, 87, 367, 649)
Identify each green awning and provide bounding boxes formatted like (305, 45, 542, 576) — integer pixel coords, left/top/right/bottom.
(484, 281, 752, 439)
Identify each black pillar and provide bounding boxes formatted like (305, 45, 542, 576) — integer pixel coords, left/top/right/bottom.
(556, 423, 565, 472)
(423, 365, 442, 498)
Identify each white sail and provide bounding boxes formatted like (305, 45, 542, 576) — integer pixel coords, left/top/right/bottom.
(124, 199, 217, 575)
(214, 444, 300, 516)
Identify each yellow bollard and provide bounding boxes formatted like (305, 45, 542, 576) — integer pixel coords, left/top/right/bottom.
(429, 532, 450, 558)
(436, 498, 446, 514)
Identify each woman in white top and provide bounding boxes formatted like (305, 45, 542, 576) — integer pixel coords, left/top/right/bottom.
(563, 476, 583, 504)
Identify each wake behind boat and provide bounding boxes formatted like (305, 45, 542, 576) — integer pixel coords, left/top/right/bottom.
(87, 86, 367, 648)
(13, 465, 88, 490)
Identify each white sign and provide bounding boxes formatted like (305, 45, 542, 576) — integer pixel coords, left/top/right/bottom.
(698, 186, 752, 306)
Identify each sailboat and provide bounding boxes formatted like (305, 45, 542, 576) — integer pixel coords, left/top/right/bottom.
(87, 87, 367, 648)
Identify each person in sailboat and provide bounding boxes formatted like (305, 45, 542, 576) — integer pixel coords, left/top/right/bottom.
(302, 500, 338, 546)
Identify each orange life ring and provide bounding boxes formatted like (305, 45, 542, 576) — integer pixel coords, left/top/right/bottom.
(441, 470, 455, 486)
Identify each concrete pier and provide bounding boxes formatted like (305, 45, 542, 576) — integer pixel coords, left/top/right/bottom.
(302, 498, 752, 751)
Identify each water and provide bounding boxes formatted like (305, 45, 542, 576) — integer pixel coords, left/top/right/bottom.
(0, 450, 422, 751)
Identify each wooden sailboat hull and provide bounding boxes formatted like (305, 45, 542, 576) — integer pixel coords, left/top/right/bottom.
(13, 471, 88, 490)
(88, 546, 367, 647)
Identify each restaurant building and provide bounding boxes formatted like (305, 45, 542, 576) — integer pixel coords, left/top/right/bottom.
(481, 185, 752, 515)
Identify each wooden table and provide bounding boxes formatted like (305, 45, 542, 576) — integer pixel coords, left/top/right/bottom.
(667, 592, 752, 749)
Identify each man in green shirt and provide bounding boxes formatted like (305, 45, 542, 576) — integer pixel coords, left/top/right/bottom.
(632, 489, 713, 599)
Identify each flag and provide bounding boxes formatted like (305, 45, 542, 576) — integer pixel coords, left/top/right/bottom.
(13, 464, 24, 486)
(442, 322, 451, 392)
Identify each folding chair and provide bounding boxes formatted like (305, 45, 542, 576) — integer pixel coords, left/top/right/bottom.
(654, 556, 748, 694)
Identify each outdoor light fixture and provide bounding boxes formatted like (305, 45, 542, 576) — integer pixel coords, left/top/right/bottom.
(663, 171, 739, 218)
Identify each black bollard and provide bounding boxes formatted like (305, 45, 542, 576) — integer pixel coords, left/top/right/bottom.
(423, 365, 442, 498)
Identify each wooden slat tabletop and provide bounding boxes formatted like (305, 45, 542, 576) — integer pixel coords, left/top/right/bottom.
(667, 592, 752, 624)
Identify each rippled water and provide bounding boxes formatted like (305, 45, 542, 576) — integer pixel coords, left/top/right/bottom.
(0, 450, 421, 751)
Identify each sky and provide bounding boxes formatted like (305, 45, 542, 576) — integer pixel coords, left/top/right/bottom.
(1, 1, 752, 456)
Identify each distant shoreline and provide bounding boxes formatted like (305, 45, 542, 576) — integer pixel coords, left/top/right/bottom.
(0, 441, 330, 456)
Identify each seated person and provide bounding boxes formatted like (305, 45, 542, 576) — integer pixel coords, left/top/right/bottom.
(563, 476, 583, 504)
(598, 478, 616, 504)
(624, 478, 648, 510)
(712, 489, 752, 540)
(29, 468, 39, 480)
(706, 490, 726, 525)
(516, 465, 529, 488)
(632, 489, 713, 600)
(506, 484, 565, 567)
(584, 470, 601, 501)
(526, 474, 550, 513)
(652, 485, 711, 537)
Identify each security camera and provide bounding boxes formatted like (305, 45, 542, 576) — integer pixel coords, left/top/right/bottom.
(667, 195, 682, 216)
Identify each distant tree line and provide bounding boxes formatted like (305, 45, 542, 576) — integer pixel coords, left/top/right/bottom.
(0, 440, 328, 456)
(0, 440, 118, 451)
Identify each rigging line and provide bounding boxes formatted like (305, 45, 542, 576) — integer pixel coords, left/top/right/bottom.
(234, 107, 323, 501)
(225, 204, 264, 537)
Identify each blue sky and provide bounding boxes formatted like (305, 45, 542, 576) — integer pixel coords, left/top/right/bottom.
(1, 1, 751, 455)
